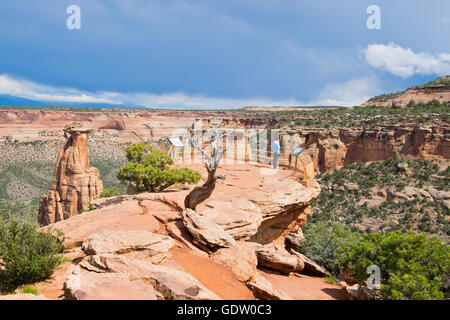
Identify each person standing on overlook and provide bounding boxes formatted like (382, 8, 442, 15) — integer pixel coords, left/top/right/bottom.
(272, 139, 280, 169)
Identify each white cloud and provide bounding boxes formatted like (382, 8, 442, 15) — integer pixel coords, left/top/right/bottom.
(112, 91, 303, 109)
(0, 74, 118, 104)
(363, 43, 450, 78)
(0, 73, 371, 109)
(314, 77, 381, 107)
(0, 74, 304, 109)
(439, 53, 450, 62)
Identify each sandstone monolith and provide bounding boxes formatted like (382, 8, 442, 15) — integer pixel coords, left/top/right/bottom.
(38, 126, 103, 225)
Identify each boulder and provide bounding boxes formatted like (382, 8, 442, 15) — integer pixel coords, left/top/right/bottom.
(345, 284, 382, 300)
(343, 182, 359, 192)
(403, 187, 433, 200)
(397, 162, 412, 176)
(200, 199, 262, 240)
(359, 196, 386, 208)
(255, 247, 303, 274)
(246, 272, 293, 300)
(359, 286, 383, 300)
(375, 188, 387, 198)
(79, 254, 221, 300)
(427, 187, 450, 201)
(211, 243, 258, 282)
(285, 231, 306, 252)
(81, 230, 174, 264)
(387, 187, 433, 202)
(442, 199, 450, 210)
(181, 209, 236, 250)
(290, 250, 329, 277)
(166, 221, 209, 258)
(64, 272, 158, 300)
(345, 284, 360, 300)
(427, 187, 450, 209)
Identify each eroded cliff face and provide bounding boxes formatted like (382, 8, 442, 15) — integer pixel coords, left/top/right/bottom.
(280, 123, 449, 172)
(360, 86, 450, 107)
(38, 127, 103, 225)
(1, 109, 448, 174)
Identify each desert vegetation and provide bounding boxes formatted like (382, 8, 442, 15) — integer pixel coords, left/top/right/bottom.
(117, 143, 201, 192)
(238, 100, 448, 129)
(339, 231, 449, 300)
(0, 214, 64, 293)
(310, 158, 449, 239)
(298, 157, 450, 299)
(414, 75, 450, 88)
(299, 223, 450, 299)
(0, 137, 128, 217)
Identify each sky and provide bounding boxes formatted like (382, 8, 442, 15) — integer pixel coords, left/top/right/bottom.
(0, 0, 449, 109)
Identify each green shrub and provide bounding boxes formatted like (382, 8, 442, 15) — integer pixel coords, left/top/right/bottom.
(99, 187, 121, 198)
(21, 285, 39, 295)
(0, 216, 64, 292)
(325, 275, 337, 284)
(339, 231, 450, 300)
(312, 158, 448, 238)
(117, 143, 201, 192)
(299, 221, 362, 277)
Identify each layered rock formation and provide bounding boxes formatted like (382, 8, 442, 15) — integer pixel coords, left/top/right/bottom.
(279, 124, 449, 172)
(1, 108, 448, 174)
(38, 126, 103, 225)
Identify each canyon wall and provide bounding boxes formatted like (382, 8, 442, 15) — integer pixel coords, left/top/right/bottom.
(280, 124, 449, 172)
(1, 109, 448, 174)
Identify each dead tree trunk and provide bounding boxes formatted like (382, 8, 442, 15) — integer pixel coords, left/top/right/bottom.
(184, 132, 226, 210)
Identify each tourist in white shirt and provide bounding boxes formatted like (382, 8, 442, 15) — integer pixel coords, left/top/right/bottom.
(272, 139, 280, 169)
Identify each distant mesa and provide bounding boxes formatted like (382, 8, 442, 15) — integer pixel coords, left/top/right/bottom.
(242, 106, 334, 111)
(361, 75, 450, 107)
(38, 126, 103, 226)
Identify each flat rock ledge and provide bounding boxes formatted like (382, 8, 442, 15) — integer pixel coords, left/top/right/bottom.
(64, 272, 159, 300)
(246, 272, 293, 300)
(81, 230, 174, 264)
(75, 254, 221, 300)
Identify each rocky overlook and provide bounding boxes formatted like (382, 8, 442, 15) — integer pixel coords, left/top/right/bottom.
(22, 162, 349, 300)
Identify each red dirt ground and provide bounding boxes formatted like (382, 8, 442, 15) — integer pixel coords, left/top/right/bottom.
(170, 246, 256, 300)
(260, 268, 348, 300)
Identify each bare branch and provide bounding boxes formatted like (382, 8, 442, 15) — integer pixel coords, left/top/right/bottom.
(185, 131, 227, 210)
